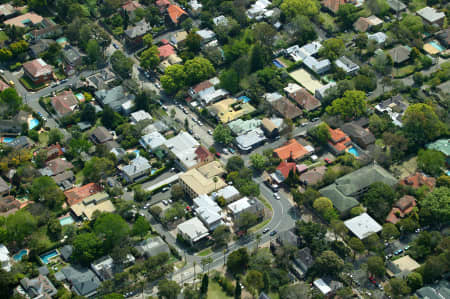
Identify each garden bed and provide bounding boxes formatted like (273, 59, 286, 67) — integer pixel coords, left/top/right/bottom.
(20, 76, 48, 91)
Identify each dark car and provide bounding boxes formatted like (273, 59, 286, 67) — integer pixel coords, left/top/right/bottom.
(269, 230, 277, 236)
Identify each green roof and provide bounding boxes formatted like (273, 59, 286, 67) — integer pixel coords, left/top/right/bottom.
(334, 164, 397, 196)
(426, 139, 450, 156)
(320, 184, 359, 214)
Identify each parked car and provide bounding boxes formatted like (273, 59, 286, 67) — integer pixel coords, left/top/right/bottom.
(155, 82, 161, 89)
(404, 245, 411, 251)
(162, 200, 168, 205)
(194, 134, 200, 140)
(228, 148, 235, 154)
(215, 152, 221, 158)
(223, 148, 229, 155)
(162, 187, 169, 192)
(394, 249, 403, 255)
(207, 129, 213, 135)
(270, 230, 277, 236)
(113, 43, 119, 49)
(273, 193, 281, 200)
(263, 228, 270, 234)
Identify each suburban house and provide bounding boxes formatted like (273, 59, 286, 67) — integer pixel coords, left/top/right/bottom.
(227, 197, 265, 226)
(196, 29, 216, 45)
(341, 122, 375, 149)
(274, 139, 310, 161)
(215, 185, 241, 203)
(51, 90, 78, 117)
(55, 266, 101, 297)
(64, 183, 103, 206)
(400, 172, 436, 190)
(62, 47, 82, 75)
(89, 126, 113, 144)
(45, 143, 64, 161)
(59, 245, 73, 262)
(91, 256, 115, 281)
(40, 158, 74, 177)
(235, 128, 267, 153)
(167, 4, 188, 26)
(125, 19, 151, 48)
(189, 0, 202, 15)
(4, 12, 43, 27)
(121, 0, 142, 19)
(0, 196, 21, 217)
(122, 156, 151, 182)
(328, 127, 352, 155)
(86, 69, 116, 90)
(261, 118, 281, 138)
(299, 165, 327, 186)
(320, 164, 397, 215)
(0, 244, 11, 272)
(135, 236, 170, 258)
(388, 45, 412, 65)
(179, 161, 227, 198)
(271, 161, 297, 184)
(416, 7, 445, 27)
(291, 247, 314, 278)
(426, 139, 450, 166)
(344, 212, 382, 240)
(208, 98, 256, 124)
(29, 39, 55, 58)
(158, 42, 176, 59)
(156, 0, 170, 11)
(416, 280, 450, 299)
(386, 195, 417, 224)
(52, 170, 75, 190)
(375, 95, 409, 126)
(228, 119, 261, 136)
(16, 274, 57, 298)
(23, 58, 53, 84)
(315, 82, 336, 101)
(285, 83, 322, 112)
(322, 0, 346, 14)
(353, 16, 383, 32)
(387, 255, 420, 278)
(276, 229, 299, 247)
(436, 28, 449, 47)
(177, 217, 209, 246)
(9, 136, 34, 149)
(30, 18, 62, 40)
(368, 32, 388, 45)
(140, 131, 167, 152)
(193, 194, 224, 230)
(0, 4, 17, 21)
(70, 192, 115, 221)
(130, 110, 152, 124)
(95, 85, 135, 113)
(270, 97, 303, 120)
(386, 0, 406, 13)
(335, 56, 360, 75)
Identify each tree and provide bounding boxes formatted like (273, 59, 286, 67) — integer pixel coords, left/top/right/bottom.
(398, 15, 424, 40)
(220, 69, 240, 94)
(362, 182, 396, 222)
(94, 213, 129, 251)
(83, 157, 115, 183)
(227, 248, 249, 275)
(132, 216, 150, 238)
(290, 15, 317, 44)
(326, 90, 366, 120)
(214, 124, 233, 144)
(0, 269, 16, 298)
(406, 272, 423, 291)
(142, 33, 153, 47)
(48, 128, 63, 145)
(279, 282, 312, 299)
(373, 52, 393, 75)
(354, 33, 368, 53)
(212, 225, 231, 248)
(102, 293, 124, 299)
(185, 32, 202, 53)
(386, 278, 411, 298)
(421, 187, 450, 227)
(417, 149, 445, 177)
(161, 64, 186, 94)
(158, 279, 181, 299)
(348, 237, 365, 259)
(72, 232, 103, 265)
(184, 57, 215, 86)
(86, 39, 102, 64)
(367, 0, 389, 16)
(367, 256, 385, 278)
(402, 104, 445, 146)
(234, 278, 242, 299)
(308, 122, 330, 145)
(330, 219, 348, 240)
(313, 197, 333, 214)
(31, 176, 65, 209)
(250, 153, 267, 171)
(140, 45, 160, 70)
(319, 38, 345, 60)
(315, 250, 344, 275)
(80, 103, 96, 123)
(236, 211, 258, 232)
(249, 44, 267, 72)
(253, 22, 277, 48)
(101, 105, 124, 129)
(5, 210, 37, 243)
(436, 175, 450, 188)
(200, 274, 209, 294)
(337, 4, 359, 29)
(246, 270, 264, 295)
(281, 0, 320, 18)
(110, 50, 133, 78)
(381, 223, 400, 240)
(171, 184, 184, 200)
(0, 88, 22, 114)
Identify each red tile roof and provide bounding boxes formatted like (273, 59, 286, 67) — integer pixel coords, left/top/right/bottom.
(23, 58, 53, 78)
(400, 172, 436, 190)
(322, 0, 346, 13)
(167, 4, 187, 24)
(156, 0, 170, 8)
(46, 143, 64, 161)
(51, 90, 78, 116)
(277, 161, 297, 179)
(64, 183, 102, 206)
(386, 195, 417, 224)
(158, 44, 175, 58)
(195, 145, 213, 163)
(46, 158, 74, 176)
(122, 0, 141, 11)
(289, 88, 321, 112)
(274, 139, 309, 161)
(193, 80, 213, 93)
(328, 128, 351, 152)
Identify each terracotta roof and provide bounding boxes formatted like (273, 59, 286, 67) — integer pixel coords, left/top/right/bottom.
(328, 128, 351, 152)
(0, 196, 20, 216)
(46, 143, 64, 161)
(46, 158, 74, 176)
(195, 145, 213, 163)
(322, 0, 346, 13)
(299, 166, 327, 186)
(158, 44, 175, 58)
(51, 90, 78, 116)
(0, 80, 9, 92)
(23, 58, 53, 78)
(122, 0, 141, 11)
(156, 0, 170, 7)
(4, 12, 43, 27)
(167, 4, 187, 24)
(400, 172, 436, 190)
(353, 17, 371, 32)
(277, 161, 297, 179)
(274, 139, 309, 160)
(395, 195, 417, 211)
(289, 88, 321, 111)
(386, 195, 417, 224)
(271, 97, 303, 119)
(64, 183, 102, 206)
(193, 80, 213, 93)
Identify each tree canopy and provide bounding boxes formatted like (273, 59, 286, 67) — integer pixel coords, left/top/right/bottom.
(402, 103, 445, 146)
(326, 90, 367, 120)
(281, 0, 320, 18)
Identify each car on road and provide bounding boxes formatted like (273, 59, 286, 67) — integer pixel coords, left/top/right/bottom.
(215, 152, 221, 158)
(8, 80, 14, 86)
(194, 134, 200, 140)
(198, 121, 203, 126)
(188, 129, 193, 134)
(162, 187, 170, 192)
(404, 245, 411, 251)
(223, 148, 229, 155)
(113, 43, 119, 49)
(162, 200, 168, 205)
(168, 199, 173, 204)
(394, 249, 403, 255)
(207, 129, 213, 135)
(273, 193, 281, 200)
(60, 79, 68, 84)
(269, 230, 277, 236)
(228, 148, 235, 154)
(301, 122, 309, 127)
(324, 158, 332, 165)
(264, 181, 279, 192)
(162, 105, 168, 110)
(312, 117, 320, 122)
(155, 82, 161, 89)
(262, 228, 270, 234)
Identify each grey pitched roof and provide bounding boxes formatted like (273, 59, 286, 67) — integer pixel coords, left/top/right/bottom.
(58, 265, 100, 296)
(320, 183, 360, 213)
(95, 85, 135, 111)
(294, 247, 314, 272)
(8, 136, 33, 149)
(388, 46, 411, 64)
(59, 245, 73, 261)
(0, 177, 9, 194)
(125, 19, 151, 39)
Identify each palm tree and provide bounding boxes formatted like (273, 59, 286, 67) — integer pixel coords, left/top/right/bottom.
(193, 261, 197, 289)
(256, 233, 262, 249)
(213, 176, 218, 191)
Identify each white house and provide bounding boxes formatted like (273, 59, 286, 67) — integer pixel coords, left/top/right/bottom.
(140, 131, 167, 151)
(122, 156, 151, 182)
(193, 194, 224, 230)
(0, 244, 11, 272)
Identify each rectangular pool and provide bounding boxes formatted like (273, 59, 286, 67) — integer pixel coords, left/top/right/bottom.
(28, 118, 39, 130)
(59, 215, 75, 226)
(348, 147, 360, 157)
(40, 250, 59, 264)
(428, 41, 445, 52)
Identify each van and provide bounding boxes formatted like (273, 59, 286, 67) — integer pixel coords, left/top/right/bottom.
(8, 80, 14, 86)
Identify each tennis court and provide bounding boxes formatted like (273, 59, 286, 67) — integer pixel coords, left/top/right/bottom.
(289, 68, 324, 94)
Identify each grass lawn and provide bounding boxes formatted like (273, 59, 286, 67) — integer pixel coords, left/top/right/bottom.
(269, 292, 280, 299)
(197, 247, 213, 257)
(258, 196, 273, 211)
(20, 76, 48, 91)
(207, 280, 232, 299)
(393, 65, 415, 78)
(0, 31, 9, 42)
(278, 57, 294, 68)
(249, 219, 270, 233)
(75, 171, 84, 184)
(54, 70, 67, 80)
(319, 12, 337, 32)
(38, 131, 49, 146)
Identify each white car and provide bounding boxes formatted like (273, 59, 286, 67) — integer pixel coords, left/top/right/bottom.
(207, 129, 213, 135)
(198, 121, 203, 126)
(223, 148, 229, 154)
(263, 228, 270, 234)
(162, 200, 168, 205)
(155, 82, 161, 89)
(273, 193, 281, 200)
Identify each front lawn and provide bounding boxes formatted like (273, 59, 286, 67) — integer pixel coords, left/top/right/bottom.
(20, 76, 48, 91)
(393, 65, 415, 78)
(0, 31, 9, 43)
(207, 280, 233, 299)
(197, 247, 213, 257)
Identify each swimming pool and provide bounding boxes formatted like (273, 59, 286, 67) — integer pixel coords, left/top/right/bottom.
(13, 249, 28, 262)
(40, 250, 59, 264)
(1, 137, 14, 143)
(59, 215, 75, 226)
(28, 118, 39, 130)
(237, 96, 251, 103)
(348, 147, 360, 157)
(75, 93, 85, 101)
(273, 59, 285, 69)
(133, 149, 140, 157)
(428, 41, 445, 52)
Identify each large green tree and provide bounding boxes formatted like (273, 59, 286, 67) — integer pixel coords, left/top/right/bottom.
(5, 210, 37, 243)
(308, 123, 330, 145)
(227, 248, 249, 275)
(420, 187, 450, 227)
(140, 45, 160, 70)
(94, 213, 130, 251)
(367, 256, 385, 278)
(158, 280, 181, 299)
(281, 0, 320, 18)
(160, 64, 187, 94)
(83, 157, 115, 183)
(110, 50, 133, 78)
(417, 149, 445, 177)
(402, 103, 445, 146)
(326, 90, 366, 120)
(213, 124, 233, 144)
(319, 38, 345, 60)
(362, 182, 396, 222)
(72, 232, 103, 265)
(184, 57, 216, 86)
(30, 176, 65, 210)
(315, 250, 344, 275)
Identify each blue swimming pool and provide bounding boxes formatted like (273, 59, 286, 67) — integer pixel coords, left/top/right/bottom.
(1, 137, 14, 143)
(238, 96, 251, 103)
(59, 215, 75, 226)
(133, 150, 140, 157)
(273, 59, 284, 69)
(13, 249, 28, 261)
(40, 250, 59, 264)
(151, 169, 157, 175)
(29, 118, 39, 130)
(348, 147, 360, 157)
(428, 41, 445, 52)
